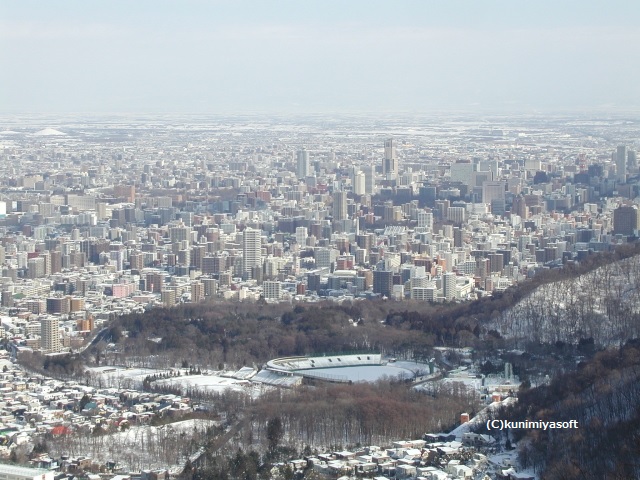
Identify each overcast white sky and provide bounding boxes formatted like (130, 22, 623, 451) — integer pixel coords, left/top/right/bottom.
(1, 1, 639, 114)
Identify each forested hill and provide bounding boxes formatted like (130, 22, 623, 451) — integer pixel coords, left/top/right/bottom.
(491, 340, 640, 480)
(495, 249, 640, 346)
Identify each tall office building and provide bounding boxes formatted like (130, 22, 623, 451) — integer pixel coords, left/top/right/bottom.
(296, 149, 310, 179)
(616, 145, 628, 182)
(295, 226, 308, 247)
(363, 165, 375, 194)
(242, 228, 262, 278)
(442, 272, 457, 301)
(613, 205, 640, 235)
(482, 181, 506, 204)
(353, 171, 366, 195)
(417, 210, 434, 229)
(450, 161, 475, 185)
(41, 317, 61, 353)
(373, 269, 393, 297)
(333, 190, 348, 221)
(382, 138, 398, 180)
(628, 150, 638, 172)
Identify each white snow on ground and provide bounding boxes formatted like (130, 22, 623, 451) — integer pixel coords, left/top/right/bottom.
(109, 418, 218, 444)
(72, 419, 218, 472)
(86, 366, 271, 397)
(155, 374, 249, 394)
(449, 397, 517, 438)
(85, 366, 169, 388)
(488, 452, 539, 480)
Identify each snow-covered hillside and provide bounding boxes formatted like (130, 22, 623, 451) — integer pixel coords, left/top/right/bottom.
(494, 254, 640, 345)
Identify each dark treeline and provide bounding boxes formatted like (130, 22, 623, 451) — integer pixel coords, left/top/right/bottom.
(249, 381, 479, 449)
(178, 380, 481, 480)
(485, 339, 640, 480)
(19, 244, 640, 379)
(94, 243, 640, 372)
(108, 301, 444, 369)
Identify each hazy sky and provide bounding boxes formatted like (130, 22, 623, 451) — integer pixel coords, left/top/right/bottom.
(1, 1, 639, 114)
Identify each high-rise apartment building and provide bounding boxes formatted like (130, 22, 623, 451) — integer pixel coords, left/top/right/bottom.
(242, 228, 262, 279)
(295, 226, 308, 247)
(296, 149, 310, 179)
(161, 288, 176, 307)
(442, 272, 456, 301)
(616, 145, 628, 182)
(353, 171, 366, 195)
(363, 165, 375, 195)
(191, 281, 204, 303)
(262, 281, 282, 300)
(41, 317, 61, 353)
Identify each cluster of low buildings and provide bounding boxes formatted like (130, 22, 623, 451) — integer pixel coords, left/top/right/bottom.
(281, 434, 532, 480)
(0, 354, 194, 475)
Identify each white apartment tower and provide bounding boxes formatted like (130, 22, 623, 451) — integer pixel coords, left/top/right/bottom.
(295, 226, 308, 247)
(353, 171, 366, 195)
(616, 145, 628, 182)
(262, 281, 282, 300)
(41, 317, 61, 353)
(417, 210, 434, 230)
(442, 272, 457, 301)
(242, 228, 262, 279)
(296, 149, 310, 179)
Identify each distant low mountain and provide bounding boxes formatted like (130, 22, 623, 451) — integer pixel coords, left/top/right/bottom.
(33, 128, 66, 136)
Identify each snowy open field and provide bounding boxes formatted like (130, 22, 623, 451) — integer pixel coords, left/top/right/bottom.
(85, 366, 170, 389)
(296, 364, 415, 382)
(50, 419, 218, 473)
(155, 374, 249, 394)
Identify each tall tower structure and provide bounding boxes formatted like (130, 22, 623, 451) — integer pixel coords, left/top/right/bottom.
(296, 149, 310, 179)
(382, 138, 398, 180)
(333, 191, 348, 221)
(242, 228, 262, 279)
(616, 145, 628, 182)
(353, 171, 366, 195)
(363, 165, 375, 194)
